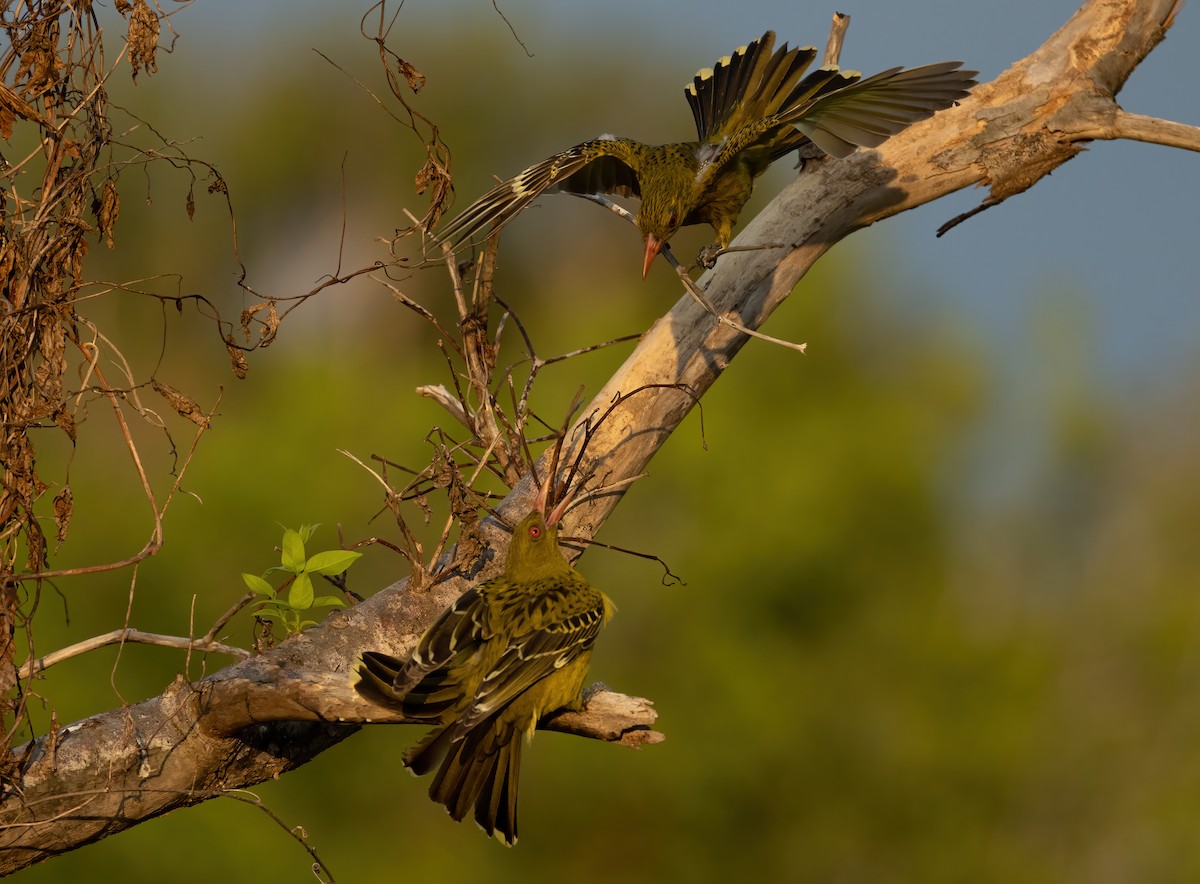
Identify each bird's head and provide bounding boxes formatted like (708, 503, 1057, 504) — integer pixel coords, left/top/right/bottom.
(637, 192, 686, 280)
(505, 477, 574, 581)
(505, 510, 568, 582)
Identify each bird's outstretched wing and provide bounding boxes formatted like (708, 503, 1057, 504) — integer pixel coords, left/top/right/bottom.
(700, 59, 976, 184)
(434, 137, 645, 250)
(780, 61, 977, 158)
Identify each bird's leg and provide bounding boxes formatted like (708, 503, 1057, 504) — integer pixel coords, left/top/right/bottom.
(581, 681, 611, 706)
(691, 240, 791, 272)
(694, 241, 725, 271)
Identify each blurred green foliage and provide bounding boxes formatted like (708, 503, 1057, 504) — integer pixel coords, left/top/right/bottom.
(11, 10, 1200, 884)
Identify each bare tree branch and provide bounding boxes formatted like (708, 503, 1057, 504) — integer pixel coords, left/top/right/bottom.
(1098, 109, 1200, 153)
(18, 630, 250, 680)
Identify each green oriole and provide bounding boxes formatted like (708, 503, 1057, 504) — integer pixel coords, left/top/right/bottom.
(356, 499, 613, 845)
(437, 30, 975, 277)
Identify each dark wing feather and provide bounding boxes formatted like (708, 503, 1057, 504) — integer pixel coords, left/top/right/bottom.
(780, 61, 977, 158)
(685, 32, 820, 145)
(400, 585, 490, 687)
(701, 61, 975, 183)
(686, 33, 772, 142)
(355, 650, 405, 703)
(448, 587, 607, 737)
(554, 153, 641, 200)
(696, 64, 855, 182)
(354, 584, 491, 720)
(435, 137, 645, 249)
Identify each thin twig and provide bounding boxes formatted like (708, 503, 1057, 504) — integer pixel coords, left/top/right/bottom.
(20, 629, 250, 679)
(202, 591, 257, 645)
(571, 192, 807, 353)
(665, 248, 808, 353)
(562, 534, 685, 586)
(218, 789, 338, 883)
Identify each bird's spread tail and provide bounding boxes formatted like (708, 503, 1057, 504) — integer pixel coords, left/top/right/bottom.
(422, 717, 523, 846)
(686, 31, 821, 145)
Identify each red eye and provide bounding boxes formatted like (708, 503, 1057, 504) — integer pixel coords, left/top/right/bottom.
(528, 524, 542, 540)
(668, 213, 678, 228)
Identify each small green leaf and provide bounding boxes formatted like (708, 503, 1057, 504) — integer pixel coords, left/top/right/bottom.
(242, 573, 275, 596)
(311, 595, 347, 609)
(305, 549, 362, 577)
(288, 572, 314, 610)
(281, 528, 306, 572)
(299, 523, 321, 543)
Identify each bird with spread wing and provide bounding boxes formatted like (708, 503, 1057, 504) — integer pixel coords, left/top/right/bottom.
(436, 30, 976, 278)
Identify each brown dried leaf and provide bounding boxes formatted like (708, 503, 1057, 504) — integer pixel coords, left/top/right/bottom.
(68, 234, 87, 282)
(53, 486, 73, 545)
(128, 0, 160, 81)
(415, 157, 452, 229)
(0, 82, 47, 132)
(226, 343, 249, 379)
(24, 517, 46, 572)
(18, 24, 63, 98)
(0, 241, 14, 284)
(450, 486, 486, 568)
(152, 379, 211, 428)
(396, 58, 426, 92)
(263, 300, 280, 345)
(53, 408, 76, 441)
(414, 158, 435, 195)
(239, 301, 268, 342)
(413, 493, 433, 524)
(96, 177, 120, 249)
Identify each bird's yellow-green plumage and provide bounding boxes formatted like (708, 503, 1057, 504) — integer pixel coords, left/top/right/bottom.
(355, 508, 613, 846)
(436, 31, 976, 278)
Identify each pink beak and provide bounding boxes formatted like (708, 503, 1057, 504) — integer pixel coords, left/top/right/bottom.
(642, 234, 663, 280)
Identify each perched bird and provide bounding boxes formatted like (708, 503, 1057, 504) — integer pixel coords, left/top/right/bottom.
(437, 31, 976, 278)
(355, 494, 613, 846)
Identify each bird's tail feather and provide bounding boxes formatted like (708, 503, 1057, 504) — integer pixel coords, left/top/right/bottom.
(354, 651, 405, 702)
(404, 723, 456, 777)
(426, 718, 522, 846)
(473, 736, 521, 845)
